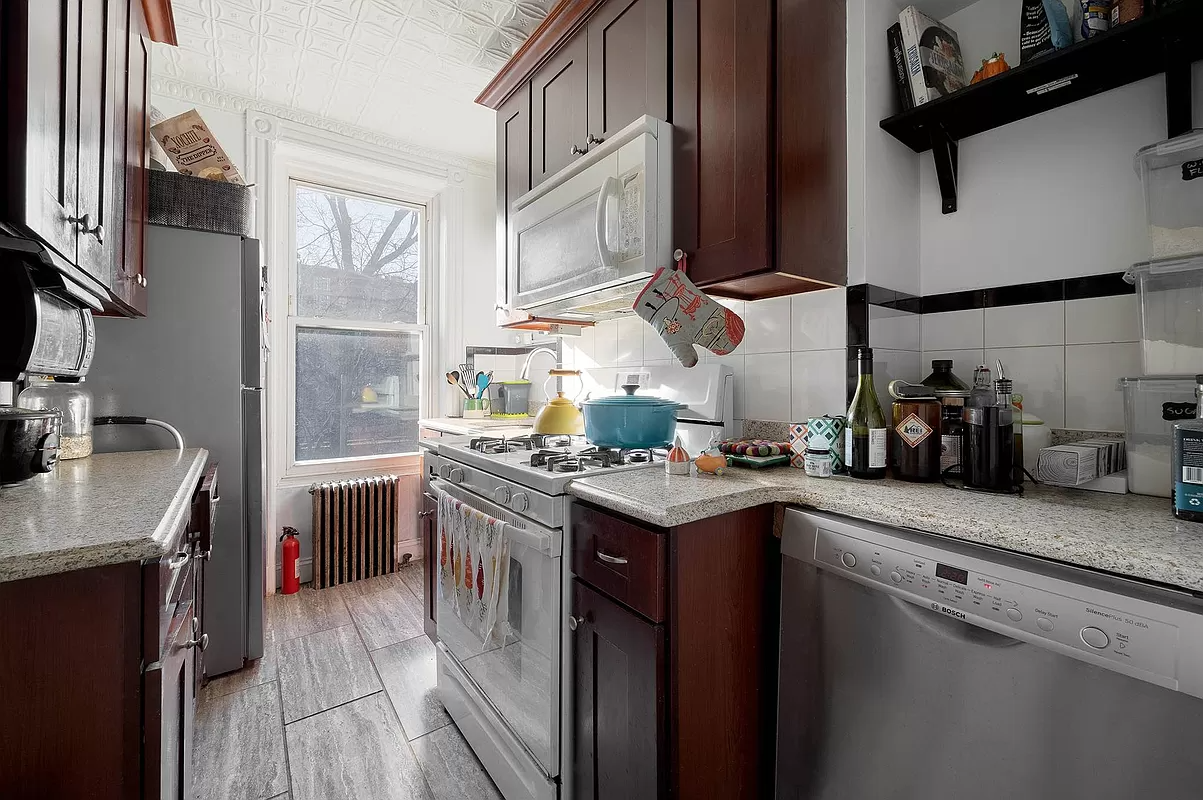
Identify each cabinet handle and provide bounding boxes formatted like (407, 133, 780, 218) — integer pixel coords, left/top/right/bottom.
(126, 273, 146, 288)
(587, 133, 605, 147)
(418, 510, 435, 518)
(186, 632, 209, 651)
(570, 144, 588, 156)
(169, 550, 191, 569)
(89, 223, 105, 244)
(68, 213, 104, 243)
(595, 550, 628, 566)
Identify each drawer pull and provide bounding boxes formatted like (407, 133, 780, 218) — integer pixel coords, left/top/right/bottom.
(169, 550, 191, 569)
(186, 633, 209, 651)
(595, 550, 628, 566)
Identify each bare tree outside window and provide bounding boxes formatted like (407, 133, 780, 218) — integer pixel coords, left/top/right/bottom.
(292, 184, 425, 464)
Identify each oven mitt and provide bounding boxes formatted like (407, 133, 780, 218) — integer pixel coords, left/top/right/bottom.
(633, 266, 745, 368)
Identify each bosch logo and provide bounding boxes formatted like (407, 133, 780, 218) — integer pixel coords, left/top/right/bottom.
(934, 603, 967, 620)
(931, 602, 940, 611)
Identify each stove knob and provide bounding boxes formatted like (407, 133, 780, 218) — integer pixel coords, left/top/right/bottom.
(494, 486, 512, 505)
(448, 467, 465, 484)
(438, 464, 451, 480)
(511, 492, 529, 512)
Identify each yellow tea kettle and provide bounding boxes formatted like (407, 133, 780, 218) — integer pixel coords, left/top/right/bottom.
(534, 369, 585, 436)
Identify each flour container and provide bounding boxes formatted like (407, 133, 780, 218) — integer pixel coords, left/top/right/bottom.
(1125, 256, 1203, 375)
(1118, 376, 1198, 497)
(1135, 131, 1203, 260)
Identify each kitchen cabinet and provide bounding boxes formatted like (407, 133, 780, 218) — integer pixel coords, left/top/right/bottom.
(531, 36, 589, 186)
(144, 588, 197, 800)
(586, 0, 669, 147)
(569, 501, 777, 799)
(420, 490, 439, 642)
(572, 578, 667, 799)
(0, 0, 156, 316)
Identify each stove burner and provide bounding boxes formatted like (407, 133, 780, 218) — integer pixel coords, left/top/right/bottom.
(627, 451, 651, 463)
(551, 459, 583, 473)
(535, 434, 576, 449)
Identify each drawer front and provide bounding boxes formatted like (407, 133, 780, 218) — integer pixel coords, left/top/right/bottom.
(571, 503, 666, 623)
(144, 512, 195, 662)
(189, 463, 219, 557)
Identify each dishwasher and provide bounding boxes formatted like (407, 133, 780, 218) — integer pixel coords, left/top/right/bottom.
(777, 509, 1203, 800)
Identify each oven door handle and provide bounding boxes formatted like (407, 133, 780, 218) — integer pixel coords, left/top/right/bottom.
(430, 478, 559, 557)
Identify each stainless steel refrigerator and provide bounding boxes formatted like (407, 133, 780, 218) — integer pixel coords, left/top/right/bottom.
(89, 224, 266, 677)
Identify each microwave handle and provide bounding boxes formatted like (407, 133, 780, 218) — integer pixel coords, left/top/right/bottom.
(595, 176, 620, 268)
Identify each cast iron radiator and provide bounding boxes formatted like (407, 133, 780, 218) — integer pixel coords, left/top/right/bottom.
(309, 475, 400, 589)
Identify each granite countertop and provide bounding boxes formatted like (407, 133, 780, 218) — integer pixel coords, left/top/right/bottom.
(568, 467, 1203, 594)
(0, 448, 209, 583)
(419, 417, 535, 436)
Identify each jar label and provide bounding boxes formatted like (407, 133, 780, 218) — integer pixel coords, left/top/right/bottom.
(896, 413, 934, 448)
(869, 429, 887, 468)
(941, 435, 961, 472)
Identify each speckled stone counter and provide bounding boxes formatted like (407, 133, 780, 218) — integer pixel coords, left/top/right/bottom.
(0, 448, 209, 583)
(419, 417, 535, 436)
(568, 467, 1203, 593)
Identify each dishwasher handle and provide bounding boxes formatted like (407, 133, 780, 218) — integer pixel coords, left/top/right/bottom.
(890, 596, 1023, 649)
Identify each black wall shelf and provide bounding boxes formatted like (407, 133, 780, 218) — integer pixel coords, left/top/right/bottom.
(879, 1, 1203, 214)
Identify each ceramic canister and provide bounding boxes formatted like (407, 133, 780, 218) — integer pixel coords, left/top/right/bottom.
(807, 415, 847, 472)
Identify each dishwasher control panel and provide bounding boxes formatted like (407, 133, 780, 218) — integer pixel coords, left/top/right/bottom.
(814, 527, 1181, 684)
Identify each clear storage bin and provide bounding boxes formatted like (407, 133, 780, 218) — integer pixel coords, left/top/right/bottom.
(1125, 256, 1203, 375)
(1135, 131, 1203, 261)
(1118, 376, 1197, 497)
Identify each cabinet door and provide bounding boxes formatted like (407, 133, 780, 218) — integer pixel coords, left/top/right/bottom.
(572, 579, 666, 800)
(420, 491, 438, 642)
(495, 83, 530, 315)
(531, 36, 589, 186)
(586, 0, 668, 145)
(144, 597, 197, 800)
(115, 16, 150, 314)
(1, 0, 82, 265)
(671, 0, 773, 286)
(76, 0, 122, 288)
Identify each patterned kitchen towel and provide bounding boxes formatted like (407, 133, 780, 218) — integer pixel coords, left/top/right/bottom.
(437, 489, 510, 647)
(633, 265, 745, 368)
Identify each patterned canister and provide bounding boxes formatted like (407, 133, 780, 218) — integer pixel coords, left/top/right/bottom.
(788, 422, 810, 468)
(807, 415, 848, 472)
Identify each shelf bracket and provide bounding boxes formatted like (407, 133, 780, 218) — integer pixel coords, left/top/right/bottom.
(1166, 40, 1193, 139)
(931, 128, 959, 215)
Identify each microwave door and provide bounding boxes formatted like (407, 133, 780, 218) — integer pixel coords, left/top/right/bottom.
(596, 176, 620, 269)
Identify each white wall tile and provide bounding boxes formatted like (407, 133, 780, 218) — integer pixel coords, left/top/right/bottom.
(1065, 295, 1140, 344)
(569, 325, 597, 369)
(742, 296, 792, 354)
(920, 350, 985, 386)
(871, 349, 922, 410)
(984, 301, 1065, 348)
(1065, 343, 1140, 431)
(791, 288, 847, 351)
(743, 353, 791, 421)
(985, 346, 1066, 428)
(921, 309, 985, 351)
(593, 320, 618, 367)
(615, 316, 644, 366)
(791, 349, 848, 422)
(869, 307, 921, 352)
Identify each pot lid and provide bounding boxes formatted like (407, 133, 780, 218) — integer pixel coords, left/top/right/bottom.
(582, 384, 678, 408)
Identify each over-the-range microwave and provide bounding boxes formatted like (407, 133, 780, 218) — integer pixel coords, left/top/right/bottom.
(505, 115, 672, 322)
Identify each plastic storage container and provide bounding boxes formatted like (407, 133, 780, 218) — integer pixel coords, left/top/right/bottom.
(17, 377, 93, 460)
(1125, 256, 1203, 375)
(1135, 132, 1203, 260)
(1118, 376, 1197, 497)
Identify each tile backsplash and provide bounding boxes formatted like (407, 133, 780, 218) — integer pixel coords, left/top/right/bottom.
(919, 294, 1141, 431)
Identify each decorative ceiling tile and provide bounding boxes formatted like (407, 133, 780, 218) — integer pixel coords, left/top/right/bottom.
(155, 0, 556, 161)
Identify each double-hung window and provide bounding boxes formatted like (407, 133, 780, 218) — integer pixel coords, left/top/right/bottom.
(288, 181, 428, 470)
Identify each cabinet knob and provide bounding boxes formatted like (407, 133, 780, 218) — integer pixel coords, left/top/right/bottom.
(586, 133, 605, 146)
(186, 632, 209, 651)
(418, 510, 435, 519)
(90, 223, 104, 244)
(570, 144, 588, 156)
(568, 615, 585, 631)
(67, 213, 94, 231)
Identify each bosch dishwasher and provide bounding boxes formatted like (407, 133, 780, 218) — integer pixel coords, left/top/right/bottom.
(776, 510, 1203, 799)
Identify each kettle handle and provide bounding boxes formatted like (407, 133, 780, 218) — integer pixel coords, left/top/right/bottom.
(544, 370, 584, 402)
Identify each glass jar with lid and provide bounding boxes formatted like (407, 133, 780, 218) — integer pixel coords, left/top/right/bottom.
(18, 377, 93, 459)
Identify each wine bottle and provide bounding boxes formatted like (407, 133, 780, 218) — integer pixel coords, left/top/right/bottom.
(845, 347, 887, 479)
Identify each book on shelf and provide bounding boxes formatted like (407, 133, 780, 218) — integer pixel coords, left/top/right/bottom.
(887, 22, 914, 112)
(898, 5, 966, 106)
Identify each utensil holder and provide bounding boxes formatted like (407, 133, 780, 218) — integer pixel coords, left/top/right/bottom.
(463, 398, 489, 419)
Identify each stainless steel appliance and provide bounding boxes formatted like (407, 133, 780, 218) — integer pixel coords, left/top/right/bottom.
(777, 510, 1203, 799)
(506, 116, 672, 323)
(426, 365, 732, 800)
(0, 258, 96, 381)
(86, 225, 266, 677)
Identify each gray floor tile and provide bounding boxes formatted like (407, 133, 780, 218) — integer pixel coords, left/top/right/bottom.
(267, 795, 291, 800)
(371, 636, 450, 740)
(285, 693, 434, 800)
(341, 576, 425, 650)
(201, 633, 278, 703)
(412, 724, 502, 800)
(194, 680, 289, 800)
(398, 565, 424, 599)
(268, 586, 351, 643)
(277, 624, 382, 723)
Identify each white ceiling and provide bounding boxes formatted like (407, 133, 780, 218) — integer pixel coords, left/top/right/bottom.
(154, 0, 556, 162)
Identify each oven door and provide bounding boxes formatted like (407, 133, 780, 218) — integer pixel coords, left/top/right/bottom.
(432, 477, 562, 778)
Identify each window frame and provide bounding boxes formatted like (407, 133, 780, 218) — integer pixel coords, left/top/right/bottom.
(284, 178, 432, 478)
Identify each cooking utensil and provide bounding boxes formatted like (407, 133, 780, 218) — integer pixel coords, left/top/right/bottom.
(580, 384, 681, 449)
(476, 371, 491, 399)
(446, 372, 470, 398)
(534, 369, 585, 436)
(0, 407, 61, 484)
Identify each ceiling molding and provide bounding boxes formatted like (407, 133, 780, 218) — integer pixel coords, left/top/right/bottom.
(150, 76, 494, 178)
(141, 0, 178, 45)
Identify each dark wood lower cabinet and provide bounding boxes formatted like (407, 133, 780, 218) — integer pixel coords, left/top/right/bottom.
(572, 579, 667, 800)
(421, 491, 438, 642)
(144, 594, 197, 800)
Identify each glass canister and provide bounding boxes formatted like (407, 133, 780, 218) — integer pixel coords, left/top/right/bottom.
(18, 377, 93, 459)
(892, 396, 943, 482)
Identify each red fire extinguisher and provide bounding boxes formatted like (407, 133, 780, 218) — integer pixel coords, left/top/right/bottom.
(280, 527, 300, 595)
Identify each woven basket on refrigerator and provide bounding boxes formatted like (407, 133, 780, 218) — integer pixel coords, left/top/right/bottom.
(148, 170, 254, 237)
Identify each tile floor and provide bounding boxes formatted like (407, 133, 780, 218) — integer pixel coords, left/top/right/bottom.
(194, 566, 502, 800)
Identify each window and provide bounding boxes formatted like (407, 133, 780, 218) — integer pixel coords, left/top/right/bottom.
(289, 182, 427, 467)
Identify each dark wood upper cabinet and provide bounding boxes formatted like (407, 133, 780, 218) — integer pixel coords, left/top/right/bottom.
(586, 0, 669, 145)
(572, 578, 667, 800)
(531, 36, 590, 186)
(115, 19, 151, 315)
(495, 83, 531, 321)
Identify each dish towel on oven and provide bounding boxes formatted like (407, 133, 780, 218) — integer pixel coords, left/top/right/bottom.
(437, 489, 510, 646)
